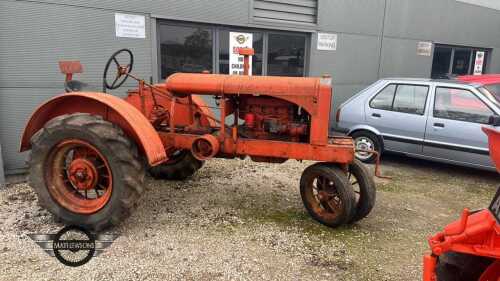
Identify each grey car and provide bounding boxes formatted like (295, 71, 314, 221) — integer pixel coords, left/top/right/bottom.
(336, 78, 500, 171)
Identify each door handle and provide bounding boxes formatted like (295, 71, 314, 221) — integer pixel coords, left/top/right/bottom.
(372, 113, 381, 118)
(433, 122, 445, 128)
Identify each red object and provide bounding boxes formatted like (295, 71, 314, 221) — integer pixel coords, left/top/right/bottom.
(458, 74, 500, 86)
(20, 55, 369, 227)
(59, 61, 83, 82)
(45, 139, 113, 214)
(244, 112, 256, 129)
(423, 125, 500, 281)
(20, 92, 167, 166)
(238, 47, 254, 76)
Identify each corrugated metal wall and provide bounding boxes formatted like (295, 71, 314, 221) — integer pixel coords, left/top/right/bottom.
(0, 0, 152, 173)
(1, 0, 500, 174)
(253, 0, 318, 24)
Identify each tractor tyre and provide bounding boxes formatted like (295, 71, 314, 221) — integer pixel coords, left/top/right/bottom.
(300, 163, 356, 228)
(346, 159, 376, 223)
(351, 131, 382, 163)
(29, 113, 145, 231)
(436, 252, 493, 281)
(149, 150, 203, 180)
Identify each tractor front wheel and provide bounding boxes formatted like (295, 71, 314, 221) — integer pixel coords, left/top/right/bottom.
(300, 163, 356, 227)
(347, 159, 376, 223)
(149, 150, 203, 180)
(29, 113, 144, 231)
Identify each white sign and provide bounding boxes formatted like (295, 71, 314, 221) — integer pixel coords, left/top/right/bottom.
(473, 51, 485, 75)
(417, 42, 432, 56)
(115, 13, 145, 39)
(317, 33, 337, 51)
(229, 32, 253, 75)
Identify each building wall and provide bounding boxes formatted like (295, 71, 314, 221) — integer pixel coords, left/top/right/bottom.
(1, 0, 500, 173)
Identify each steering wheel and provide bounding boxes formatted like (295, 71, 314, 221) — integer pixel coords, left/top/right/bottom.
(103, 49, 134, 92)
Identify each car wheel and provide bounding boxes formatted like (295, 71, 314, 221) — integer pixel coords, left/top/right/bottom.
(351, 131, 382, 163)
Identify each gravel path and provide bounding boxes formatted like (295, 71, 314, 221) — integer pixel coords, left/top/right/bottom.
(0, 155, 498, 280)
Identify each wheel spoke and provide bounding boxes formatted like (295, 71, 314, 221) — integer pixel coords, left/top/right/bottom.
(110, 75, 121, 88)
(113, 57, 120, 67)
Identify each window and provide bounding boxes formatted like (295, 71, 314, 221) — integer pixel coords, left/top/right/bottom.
(370, 84, 429, 115)
(158, 22, 308, 79)
(434, 87, 493, 124)
(431, 46, 452, 79)
(393, 85, 429, 115)
(159, 24, 213, 79)
(451, 49, 471, 76)
(484, 84, 500, 103)
(370, 84, 396, 111)
(267, 34, 306, 77)
(431, 44, 490, 79)
(219, 31, 263, 75)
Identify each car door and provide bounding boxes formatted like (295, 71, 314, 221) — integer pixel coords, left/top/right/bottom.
(365, 82, 430, 154)
(423, 86, 495, 168)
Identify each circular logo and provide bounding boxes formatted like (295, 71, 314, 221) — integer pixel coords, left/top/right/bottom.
(236, 34, 246, 44)
(52, 225, 95, 267)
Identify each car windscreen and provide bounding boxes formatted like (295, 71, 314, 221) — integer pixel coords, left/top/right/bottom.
(485, 84, 500, 102)
(478, 85, 500, 106)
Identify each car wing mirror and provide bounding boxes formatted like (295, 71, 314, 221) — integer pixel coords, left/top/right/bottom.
(489, 115, 500, 126)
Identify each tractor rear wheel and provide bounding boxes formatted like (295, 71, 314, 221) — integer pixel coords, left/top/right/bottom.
(436, 252, 494, 281)
(148, 150, 203, 180)
(300, 163, 356, 227)
(346, 159, 376, 223)
(29, 113, 144, 231)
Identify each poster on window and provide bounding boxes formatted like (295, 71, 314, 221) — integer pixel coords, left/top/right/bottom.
(473, 51, 485, 75)
(229, 32, 253, 75)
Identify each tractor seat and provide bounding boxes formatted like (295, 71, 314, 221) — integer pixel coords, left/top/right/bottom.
(64, 80, 96, 93)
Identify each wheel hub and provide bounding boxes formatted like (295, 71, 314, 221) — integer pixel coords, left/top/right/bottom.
(68, 158, 98, 190)
(355, 137, 374, 159)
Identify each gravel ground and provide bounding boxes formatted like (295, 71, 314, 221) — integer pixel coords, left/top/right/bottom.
(0, 154, 498, 281)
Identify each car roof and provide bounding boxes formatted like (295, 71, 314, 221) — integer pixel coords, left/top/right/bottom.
(381, 77, 472, 86)
(458, 74, 500, 85)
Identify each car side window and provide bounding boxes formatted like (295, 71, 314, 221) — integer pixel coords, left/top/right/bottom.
(370, 84, 428, 115)
(370, 84, 396, 110)
(434, 87, 493, 124)
(393, 85, 429, 115)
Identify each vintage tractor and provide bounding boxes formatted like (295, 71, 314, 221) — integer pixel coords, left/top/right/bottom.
(423, 116, 500, 281)
(20, 49, 376, 231)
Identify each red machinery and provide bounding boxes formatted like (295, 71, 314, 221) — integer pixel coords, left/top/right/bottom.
(20, 49, 376, 231)
(423, 116, 500, 281)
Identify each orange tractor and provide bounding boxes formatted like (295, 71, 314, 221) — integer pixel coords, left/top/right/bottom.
(423, 116, 500, 281)
(20, 49, 376, 231)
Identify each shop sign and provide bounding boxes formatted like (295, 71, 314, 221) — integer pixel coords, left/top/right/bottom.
(417, 42, 432, 56)
(229, 32, 253, 75)
(473, 51, 485, 75)
(317, 33, 337, 51)
(115, 13, 146, 39)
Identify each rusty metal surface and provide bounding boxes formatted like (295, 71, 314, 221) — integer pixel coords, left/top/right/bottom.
(159, 132, 355, 164)
(165, 73, 332, 145)
(191, 134, 220, 160)
(46, 139, 112, 214)
(20, 92, 167, 166)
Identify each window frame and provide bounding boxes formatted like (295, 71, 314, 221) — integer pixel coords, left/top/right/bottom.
(432, 86, 495, 124)
(430, 44, 491, 79)
(369, 83, 430, 116)
(156, 20, 310, 81)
